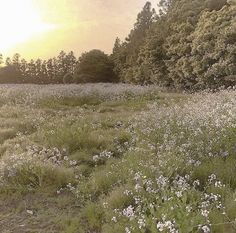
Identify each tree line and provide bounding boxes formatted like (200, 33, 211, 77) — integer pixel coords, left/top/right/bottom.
(111, 0, 236, 89)
(0, 50, 117, 84)
(0, 0, 235, 89)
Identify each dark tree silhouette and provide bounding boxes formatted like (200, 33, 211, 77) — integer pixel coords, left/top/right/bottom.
(74, 50, 118, 83)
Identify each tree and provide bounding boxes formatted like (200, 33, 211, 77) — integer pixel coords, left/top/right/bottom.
(111, 37, 126, 80)
(190, 4, 236, 88)
(27, 59, 37, 83)
(63, 51, 77, 83)
(162, 0, 209, 89)
(112, 1, 156, 82)
(0, 54, 3, 66)
(74, 50, 117, 83)
(53, 51, 77, 83)
(19, 58, 28, 83)
(161, 0, 227, 89)
(158, 0, 173, 15)
(40, 60, 49, 84)
(12, 53, 21, 68)
(112, 0, 231, 89)
(134, 18, 170, 86)
(5, 57, 12, 66)
(0, 65, 23, 83)
(227, 0, 236, 5)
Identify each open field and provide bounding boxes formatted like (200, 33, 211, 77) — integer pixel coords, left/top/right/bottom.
(0, 84, 235, 233)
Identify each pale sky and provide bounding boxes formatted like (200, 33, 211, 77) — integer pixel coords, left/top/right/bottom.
(1, 0, 157, 59)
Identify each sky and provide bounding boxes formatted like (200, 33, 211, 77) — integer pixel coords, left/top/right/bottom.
(1, 0, 157, 60)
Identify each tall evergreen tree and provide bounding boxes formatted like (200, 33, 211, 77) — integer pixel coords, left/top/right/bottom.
(112, 2, 156, 82)
(0, 54, 3, 66)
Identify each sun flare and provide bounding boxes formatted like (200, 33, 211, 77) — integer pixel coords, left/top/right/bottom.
(0, 0, 55, 52)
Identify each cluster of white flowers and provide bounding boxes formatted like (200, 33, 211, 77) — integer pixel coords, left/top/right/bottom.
(156, 175, 169, 190)
(172, 175, 190, 196)
(157, 216, 179, 233)
(138, 216, 146, 229)
(92, 150, 114, 163)
(199, 191, 224, 219)
(122, 205, 135, 220)
(201, 225, 211, 233)
(208, 174, 217, 184)
(0, 145, 79, 186)
(125, 227, 132, 233)
(131, 89, 236, 167)
(0, 83, 161, 105)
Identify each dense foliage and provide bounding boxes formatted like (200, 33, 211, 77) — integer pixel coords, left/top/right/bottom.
(112, 0, 236, 89)
(0, 51, 77, 84)
(74, 50, 117, 83)
(0, 50, 117, 84)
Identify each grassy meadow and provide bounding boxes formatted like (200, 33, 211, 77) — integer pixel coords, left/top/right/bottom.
(0, 84, 235, 233)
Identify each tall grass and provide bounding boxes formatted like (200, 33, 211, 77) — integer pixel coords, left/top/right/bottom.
(0, 84, 235, 232)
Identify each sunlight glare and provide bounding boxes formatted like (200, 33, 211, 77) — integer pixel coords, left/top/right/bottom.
(0, 0, 55, 52)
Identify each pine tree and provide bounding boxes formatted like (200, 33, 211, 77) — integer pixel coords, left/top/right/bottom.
(0, 54, 2, 66)
(112, 1, 156, 82)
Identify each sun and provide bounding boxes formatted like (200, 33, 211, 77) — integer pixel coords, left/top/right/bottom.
(0, 0, 55, 52)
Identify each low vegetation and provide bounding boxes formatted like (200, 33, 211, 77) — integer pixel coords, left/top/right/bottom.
(0, 84, 235, 233)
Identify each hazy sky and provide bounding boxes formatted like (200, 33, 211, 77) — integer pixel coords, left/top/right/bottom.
(2, 0, 157, 59)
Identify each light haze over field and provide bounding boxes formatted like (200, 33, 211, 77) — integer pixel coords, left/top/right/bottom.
(1, 0, 156, 59)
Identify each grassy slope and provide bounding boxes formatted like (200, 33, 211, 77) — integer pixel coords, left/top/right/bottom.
(0, 84, 235, 233)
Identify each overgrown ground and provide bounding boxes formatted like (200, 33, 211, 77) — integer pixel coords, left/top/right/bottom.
(0, 84, 235, 233)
